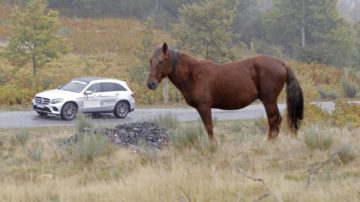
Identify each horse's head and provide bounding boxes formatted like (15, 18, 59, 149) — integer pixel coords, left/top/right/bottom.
(147, 43, 172, 90)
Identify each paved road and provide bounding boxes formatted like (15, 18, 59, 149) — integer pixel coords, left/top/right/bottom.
(0, 101, 356, 129)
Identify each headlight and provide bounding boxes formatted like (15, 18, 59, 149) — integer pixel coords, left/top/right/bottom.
(51, 98, 64, 104)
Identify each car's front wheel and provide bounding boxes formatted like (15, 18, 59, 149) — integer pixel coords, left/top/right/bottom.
(114, 101, 129, 118)
(61, 102, 77, 120)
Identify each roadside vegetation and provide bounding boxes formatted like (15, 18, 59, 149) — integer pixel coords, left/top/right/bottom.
(0, 103, 359, 201)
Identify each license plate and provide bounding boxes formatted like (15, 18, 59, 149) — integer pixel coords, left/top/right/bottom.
(37, 104, 45, 108)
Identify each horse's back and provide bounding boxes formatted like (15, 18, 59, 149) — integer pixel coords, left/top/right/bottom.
(209, 55, 288, 108)
(251, 55, 287, 73)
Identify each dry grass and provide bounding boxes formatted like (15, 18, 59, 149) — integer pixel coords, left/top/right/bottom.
(0, 121, 359, 202)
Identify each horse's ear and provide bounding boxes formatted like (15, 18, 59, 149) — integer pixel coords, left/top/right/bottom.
(162, 42, 168, 54)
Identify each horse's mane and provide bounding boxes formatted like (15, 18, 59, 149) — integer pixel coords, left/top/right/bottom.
(168, 48, 180, 71)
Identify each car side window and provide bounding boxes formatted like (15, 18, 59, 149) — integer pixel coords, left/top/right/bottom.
(116, 84, 127, 91)
(86, 83, 101, 93)
(101, 82, 126, 92)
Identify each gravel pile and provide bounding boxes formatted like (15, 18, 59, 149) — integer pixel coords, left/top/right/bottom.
(105, 122, 169, 149)
(61, 122, 169, 150)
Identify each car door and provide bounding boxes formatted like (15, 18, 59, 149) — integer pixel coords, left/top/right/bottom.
(83, 83, 102, 112)
(99, 82, 121, 111)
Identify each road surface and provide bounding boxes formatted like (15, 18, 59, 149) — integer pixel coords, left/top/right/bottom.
(0, 101, 353, 129)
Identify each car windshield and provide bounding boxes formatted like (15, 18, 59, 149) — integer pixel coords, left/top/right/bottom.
(59, 81, 87, 93)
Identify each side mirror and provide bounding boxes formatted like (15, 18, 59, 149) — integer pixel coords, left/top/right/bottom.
(84, 90, 93, 95)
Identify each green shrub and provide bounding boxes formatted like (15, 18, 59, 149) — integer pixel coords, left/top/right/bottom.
(151, 113, 179, 130)
(11, 129, 29, 146)
(304, 125, 333, 150)
(318, 88, 337, 100)
(75, 133, 114, 163)
(333, 101, 360, 128)
(171, 125, 204, 150)
(336, 144, 355, 164)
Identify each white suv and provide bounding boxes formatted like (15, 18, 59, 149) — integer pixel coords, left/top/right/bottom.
(32, 77, 135, 120)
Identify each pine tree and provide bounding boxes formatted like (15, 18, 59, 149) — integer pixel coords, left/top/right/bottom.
(263, 0, 357, 67)
(6, 0, 68, 78)
(172, 0, 238, 63)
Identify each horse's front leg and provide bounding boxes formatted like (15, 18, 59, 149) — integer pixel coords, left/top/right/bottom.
(196, 105, 215, 141)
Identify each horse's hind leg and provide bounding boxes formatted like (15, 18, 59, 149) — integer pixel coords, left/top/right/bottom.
(263, 102, 282, 140)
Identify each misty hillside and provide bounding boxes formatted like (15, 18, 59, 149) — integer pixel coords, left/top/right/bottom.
(0, 0, 359, 107)
(0, 0, 359, 21)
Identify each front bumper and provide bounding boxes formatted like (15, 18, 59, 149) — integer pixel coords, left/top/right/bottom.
(129, 99, 136, 112)
(32, 101, 64, 115)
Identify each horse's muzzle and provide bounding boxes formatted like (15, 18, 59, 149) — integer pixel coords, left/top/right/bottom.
(147, 81, 158, 90)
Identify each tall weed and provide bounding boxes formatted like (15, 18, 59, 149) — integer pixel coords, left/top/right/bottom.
(75, 114, 94, 134)
(171, 123, 217, 154)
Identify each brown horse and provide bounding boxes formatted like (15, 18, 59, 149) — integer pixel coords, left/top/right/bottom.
(147, 43, 304, 141)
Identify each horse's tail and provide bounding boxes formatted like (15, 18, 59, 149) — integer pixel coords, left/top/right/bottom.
(285, 66, 304, 133)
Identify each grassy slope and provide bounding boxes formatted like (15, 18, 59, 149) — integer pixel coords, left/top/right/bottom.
(0, 14, 178, 106)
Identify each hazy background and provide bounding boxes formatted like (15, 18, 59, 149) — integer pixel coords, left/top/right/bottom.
(0, 0, 359, 106)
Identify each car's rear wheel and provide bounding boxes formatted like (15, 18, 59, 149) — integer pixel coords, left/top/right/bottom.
(61, 102, 77, 120)
(114, 101, 129, 118)
(37, 111, 47, 116)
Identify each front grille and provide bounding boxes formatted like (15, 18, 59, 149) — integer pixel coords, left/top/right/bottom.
(35, 97, 50, 105)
